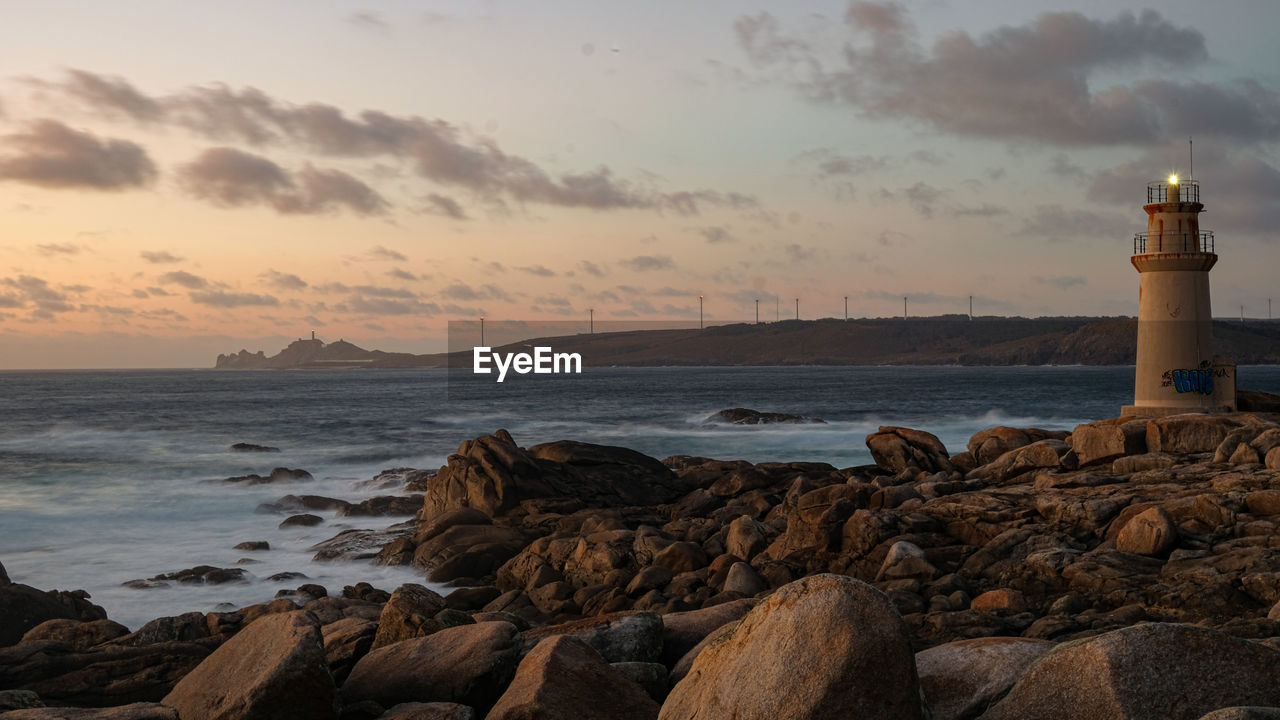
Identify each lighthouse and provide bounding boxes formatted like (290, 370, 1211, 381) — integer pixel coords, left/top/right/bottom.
(1121, 174, 1235, 416)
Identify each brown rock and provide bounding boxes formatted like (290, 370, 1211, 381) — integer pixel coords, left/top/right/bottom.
(877, 540, 936, 581)
(487, 635, 659, 720)
(1115, 506, 1177, 556)
(1268, 447, 1280, 470)
(723, 515, 774, 561)
(377, 703, 476, 720)
(1196, 709, 1280, 720)
(969, 440, 1069, 482)
(522, 611, 663, 663)
(866, 426, 953, 474)
(3, 704, 178, 719)
(322, 617, 376, 684)
(916, 636, 1052, 720)
(0, 584, 98, 647)
(342, 621, 521, 712)
(1147, 414, 1247, 455)
(372, 583, 447, 649)
(659, 574, 925, 720)
(0, 640, 209, 707)
(1071, 418, 1148, 466)
(982, 623, 1280, 720)
(20, 619, 129, 651)
(162, 610, 336, 720)
(411, 524, 527, 583)
(659, 599, 757, 666)
(970, 588, 1027, 613)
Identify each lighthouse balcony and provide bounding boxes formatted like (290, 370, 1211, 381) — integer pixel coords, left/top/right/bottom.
(1133, 230, 1214, 255)
(1147, 180, 1200, 204)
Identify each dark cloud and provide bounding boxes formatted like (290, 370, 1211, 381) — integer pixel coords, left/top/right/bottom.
(1033, 275, 1088, 290)
(421, 193, 468, 220)
(1017, 204, 1127, 242)
(145, 286, 171, 296)
(1049, 153, 1088, 180)
(46, 70, 757, 214)
(1, 275, 75, 318)
(579, 261, 605, 277)
(698, 226, 736, 244)
(367, 245, 407, 262)
(261, 269, 308, 290)
(516, 265, 557, 277)
(176, 147, 388, 215)
(794, 148, 888, 177)
(1088, 144, 1280, 235)
(739, 6, 1280, 145)
(131, 289, 149, 299)
(189, 290, 280, 307)
(0, 120, 156, 190)
(345, 296, 441, 316)
(441, 282, 510, 302)
(387, 268, 418, 281)
(36, 243, 81, 255)
(348, 11, 388, 30)
(951, 203, 1008, 218)
(158, 270, 209, 289)
(618, 255, 675, 272)
(140, 250, 184, 264)
(785, 243, 817, 262)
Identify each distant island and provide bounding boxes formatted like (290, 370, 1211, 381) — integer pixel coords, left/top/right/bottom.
(215, 316, 1280, 369)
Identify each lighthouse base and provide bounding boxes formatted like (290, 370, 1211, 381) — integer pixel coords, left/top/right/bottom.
(1120, 403, 1235, 418)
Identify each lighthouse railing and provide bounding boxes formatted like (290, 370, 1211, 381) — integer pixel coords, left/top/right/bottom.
(1133, 231, 1215, 255)
(1146, 181, 1201, 204)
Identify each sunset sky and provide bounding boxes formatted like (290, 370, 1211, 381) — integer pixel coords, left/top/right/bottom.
(1, 1, 1278, 368)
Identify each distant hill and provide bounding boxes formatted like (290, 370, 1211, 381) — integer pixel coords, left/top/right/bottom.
(214, 317, 1280, 369)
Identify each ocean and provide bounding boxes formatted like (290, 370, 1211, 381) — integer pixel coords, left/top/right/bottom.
(3, 365, 1279, 629)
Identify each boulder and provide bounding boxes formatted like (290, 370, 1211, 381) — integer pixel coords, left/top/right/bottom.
(0, 559, 9, 585)
(377, 704, 476, 719)
(230, 443, 280, 452)
(1196, 710, 1280, 720)
(1146, 414, 1247, 455)
(322, 617, 376, 684)
(968, 427, 1070, 466)
(117, 612, 210, 646)
(724, 515, 774, 561)
(3, 704, 179, 719)
(20, 619, 129, 651)
(982, 623, 1280, 720)
(916, 636, 1051, 720)
(1115, 507, 1177, 556)
(722, 562, 767, 596)
(372, 584, 448, 649)
(487, 635, 659, 720)
(522, 612, 663, 663)
(0, 689, 41, 711)
(704, 408, 823, 425)
(162, 610, 336, 720)
(969, 440, 1069, 482)
(659, 574, 925, 720)
(0, 584, 96, 647)
(866, 427, 953, 474)
(659, 599, 756, 666)
(1071, 418, 1148, 466)
(877, 540, 936, 581)
(280, 514, 324, 528)
(411, 525, 527, 584)
(342, 621, 521, 713)
(0, 640, 210, 706)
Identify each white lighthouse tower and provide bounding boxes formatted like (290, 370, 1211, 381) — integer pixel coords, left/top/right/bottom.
(1121, 174, 1235, 416)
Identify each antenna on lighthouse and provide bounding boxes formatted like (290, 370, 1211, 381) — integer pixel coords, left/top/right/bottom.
(1189, 136, 1194, 181)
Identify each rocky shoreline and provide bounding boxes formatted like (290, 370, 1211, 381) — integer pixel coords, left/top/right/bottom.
(6, 401, 1280, 719)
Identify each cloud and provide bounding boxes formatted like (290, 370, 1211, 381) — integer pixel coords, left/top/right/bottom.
(1017, 204, 1127, 242)
(44, 69, 757, 214)
(367, 245, 407, 262)
(1033, 275, 1088, 290)
(344, 296, 441, 316)
(794, 148, 889, 177)
(36, 243, 81, 256)
(618, 255, 675, 272)
(140, 250, 184, 264)
(698, 226, 736, 244)
(176, 147, 388, 215)
(420, 193, 468, 220)
(348, 11, 388, 30)
(516, 265, 557, 277)
(0, 275, 75, 318)
(951, 203, 1008, 218)
(785, 243, 817, 262)
(158, 270, 209, 289)
(387, 268, 418, 281)
(738, 6, 1280, 145)
(579, 261, 605, 277)
(189, 290, 280, 307)
(440, 282, 510, 302)
(261, 269, 308, 290)
(0, 120, 156, 190)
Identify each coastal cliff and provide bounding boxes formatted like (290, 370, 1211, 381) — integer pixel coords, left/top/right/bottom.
(215, 317, 1280, 369)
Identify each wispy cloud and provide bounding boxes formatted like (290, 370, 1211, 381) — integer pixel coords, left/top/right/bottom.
(0, 120, 156, 190)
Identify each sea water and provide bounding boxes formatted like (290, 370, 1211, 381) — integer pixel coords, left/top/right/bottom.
(2, 365, 1279, 629)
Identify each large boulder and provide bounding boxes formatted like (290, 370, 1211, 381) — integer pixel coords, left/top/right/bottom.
(378, 704, 476, 720)
(487, 635, 659, 720)
(3, 704, 178, 719)
(522, 612, 663, 663)
(0, 584, 102, 647)
(0, 640, 210, 707)
(968, 440, 1069, 482)
(411, 524, 528, 584)
(1071, 418, 1148, 466)
(968, 427, 1070, 466)
(372, 584, 448, 649)
(659, 574, 925, 720)
(866, 427, 953, 475)
(1146, 414, 1249, 455)
(659, 599, 757, 666)
(342, 621, 521, 713)
(423, 432, 682, 518)
(20, 619, 130, 651)
(981, 623, 1280, 720)
(1196, 710, 1280, 720)
(915, 636, 1052, 720)
(162, 610, 336, 720)
(1115, 507, 1177, 556)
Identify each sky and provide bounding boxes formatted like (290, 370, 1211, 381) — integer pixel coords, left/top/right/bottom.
(1, 0, 1278, 368)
